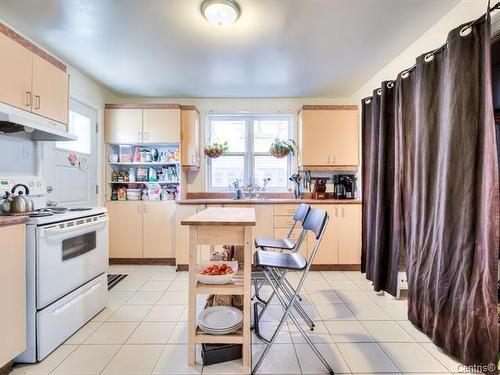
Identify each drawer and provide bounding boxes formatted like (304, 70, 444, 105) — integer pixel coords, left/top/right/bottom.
(273, 215, 295, 228)
(274, 204, 299, 216)
(274, 228, 305, 243)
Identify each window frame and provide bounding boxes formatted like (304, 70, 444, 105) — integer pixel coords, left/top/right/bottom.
(206, 114, 292, 191)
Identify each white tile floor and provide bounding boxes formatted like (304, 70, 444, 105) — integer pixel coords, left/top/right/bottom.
(12, 265, 465, 375)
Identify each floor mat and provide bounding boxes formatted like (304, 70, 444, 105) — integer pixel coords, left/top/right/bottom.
(107, 274, 127, 290)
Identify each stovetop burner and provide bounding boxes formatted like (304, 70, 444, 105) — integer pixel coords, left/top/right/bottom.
(35, 207, 68, 214)
(69, 207, 92, 211)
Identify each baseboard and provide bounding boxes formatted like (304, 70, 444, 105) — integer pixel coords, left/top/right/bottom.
(176, 264, 361, 272)
(109, 258, 176, 265)
(0, 361, 12, 375)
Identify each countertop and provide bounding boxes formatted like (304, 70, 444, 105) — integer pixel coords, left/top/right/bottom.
(181, 207, 256, 226)
(176, 198, 362, 205)
(0, 216, 29, 227)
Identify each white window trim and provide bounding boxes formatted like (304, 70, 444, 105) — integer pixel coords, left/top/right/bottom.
(206, 114, 293, 192)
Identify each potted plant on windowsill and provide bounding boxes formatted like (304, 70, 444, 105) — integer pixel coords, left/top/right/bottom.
(204, 141, 229, 158)
(270, 138, 296, 159)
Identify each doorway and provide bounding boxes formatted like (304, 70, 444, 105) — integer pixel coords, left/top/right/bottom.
(43, 99, 98, 207)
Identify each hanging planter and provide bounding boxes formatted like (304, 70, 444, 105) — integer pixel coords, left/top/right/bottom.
(270, 138, 296, 159)
(204, 141, 229, 158)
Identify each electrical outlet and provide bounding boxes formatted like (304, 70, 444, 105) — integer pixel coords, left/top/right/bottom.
(22, 145, 32, 161)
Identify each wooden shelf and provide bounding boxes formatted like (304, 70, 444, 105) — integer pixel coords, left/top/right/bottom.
(195, 327, 243, 344)
(108, 181, 180, 184)
(108, 161, 179, 166)
(195, 271, 244, 295)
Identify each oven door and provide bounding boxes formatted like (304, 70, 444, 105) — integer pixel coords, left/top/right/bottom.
(36, 214, 109, 309)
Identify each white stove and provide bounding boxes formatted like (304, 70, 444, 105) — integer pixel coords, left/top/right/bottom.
(1, 176, 109, 363)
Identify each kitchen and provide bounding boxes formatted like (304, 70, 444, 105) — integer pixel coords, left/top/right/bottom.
(0, 1, 498, 375)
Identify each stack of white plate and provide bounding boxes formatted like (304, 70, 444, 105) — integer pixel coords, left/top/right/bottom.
(197, 306, 243, 335)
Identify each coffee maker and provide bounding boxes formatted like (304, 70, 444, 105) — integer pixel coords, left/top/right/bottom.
(333, 174, 356, 199)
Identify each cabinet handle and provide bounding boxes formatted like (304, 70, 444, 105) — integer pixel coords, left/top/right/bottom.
(25, 92, 32, 107)
(327, 154, 330, 164)
(144, 132, 149, 141)
(35, 95, 40, 110)
(334, 207, 338, 217)
(143, 204, 148, 213)
(333, 154, 336, 164)
(137, 204, 142, 214)
(341, 207, 344, 217)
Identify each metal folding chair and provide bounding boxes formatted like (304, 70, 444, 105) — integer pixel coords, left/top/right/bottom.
(252, 208, 334, 375)
(252, 203, 314, 330)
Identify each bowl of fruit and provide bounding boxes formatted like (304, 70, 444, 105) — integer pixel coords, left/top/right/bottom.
(196, 261, 238, 285)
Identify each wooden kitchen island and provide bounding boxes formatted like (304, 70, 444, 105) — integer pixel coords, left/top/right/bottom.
(181, 207, 255, 371)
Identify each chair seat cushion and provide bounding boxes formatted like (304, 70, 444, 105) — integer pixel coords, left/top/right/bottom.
(254, 250, 307, 271)
(254, 236, 295, 250)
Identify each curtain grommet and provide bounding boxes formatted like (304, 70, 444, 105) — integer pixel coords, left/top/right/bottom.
(365, 98, 372, 104)
(377, 89, 382, 95)
(460, 25, 472, 37)
(387, 81, 394, 89)
(401, 70, 410, 79)
(424, 53, 434, 63)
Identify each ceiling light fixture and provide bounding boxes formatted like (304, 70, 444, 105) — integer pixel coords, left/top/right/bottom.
(201, 0, 241, 26)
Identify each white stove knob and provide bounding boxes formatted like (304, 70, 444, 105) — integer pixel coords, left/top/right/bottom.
(36, 181, 42, 187)
(29, 181, 35, 187)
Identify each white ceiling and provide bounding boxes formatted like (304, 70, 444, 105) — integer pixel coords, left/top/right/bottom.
(0, 0, 458, 98)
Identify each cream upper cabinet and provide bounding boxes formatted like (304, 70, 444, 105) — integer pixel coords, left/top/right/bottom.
(299, 106, 359, 167)
(143, 108, 181, 143)
(143, 201, 176, 258)
(337, 204, 361, 264)
(0, 223, 26, 367)
(300, 110, 334, 166)
(105, 108, 143, 144)
(106, 201, 143, 258)
(0, 32, 33, 110)
(181, 108, 200, 169)
(330, 110, 359, 166)
(31, 54, 69, 124)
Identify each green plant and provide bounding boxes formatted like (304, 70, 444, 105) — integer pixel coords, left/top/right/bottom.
(204, 141, 229, 158)
(270, 138, 296, 158)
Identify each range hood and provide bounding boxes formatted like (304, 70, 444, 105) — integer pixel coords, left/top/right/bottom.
(0, 102, 77, 141)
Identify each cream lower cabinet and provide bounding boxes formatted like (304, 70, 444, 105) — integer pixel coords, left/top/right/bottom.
(308, 204, 361, 265)
(107, 201, 175, 259)
(0, 224, 26, 367)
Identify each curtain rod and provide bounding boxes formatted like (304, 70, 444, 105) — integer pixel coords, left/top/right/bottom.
(363, 1, 500, 102)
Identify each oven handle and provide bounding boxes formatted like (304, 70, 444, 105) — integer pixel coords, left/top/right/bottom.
(40, 217, 109, 238)
(51, 278, 104, 315)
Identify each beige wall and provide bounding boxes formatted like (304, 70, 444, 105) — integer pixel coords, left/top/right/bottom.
(108, 97, 355, 192)
(351, 0, 490, 103)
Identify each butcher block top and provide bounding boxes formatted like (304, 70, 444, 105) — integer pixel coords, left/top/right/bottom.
(181, 207, 256, 226)
(0, 216, 29, 228)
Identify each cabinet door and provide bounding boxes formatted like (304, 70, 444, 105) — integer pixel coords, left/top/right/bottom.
(181, 109, 200, 168)
(175, 205, 199, 265)
(143, 201, 176, 258)
(105, 109, 143, 144)
(106, 202, 143, 258)
(337, 205, 361, 264)
(300, 110, 332, 166)
(143, 108, 181, 143)
(252, 204, 274, 257)
(32, 55, 69, 124)
(0, 32, 33, 111)
(308, 205, 338, 264)
(0, 224, 26, 366)
(330, 109, 359, 165)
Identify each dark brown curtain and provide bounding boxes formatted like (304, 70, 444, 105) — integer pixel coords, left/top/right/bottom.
(362, 9, 499, 370)
(400, 13, 498, 368)
(361, 83, 401, 296)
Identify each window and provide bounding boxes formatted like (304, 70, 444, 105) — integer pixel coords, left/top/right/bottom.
(55, 110, 92, 154)
(207, 115, 292, 190)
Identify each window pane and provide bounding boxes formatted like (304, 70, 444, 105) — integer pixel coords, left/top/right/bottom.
(211, 155, 244, 188)
(210, 119, 246, 152)
(253, 119, 289, 153)
(56, 111, 91, 154)
(254, 156, 288, 189)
